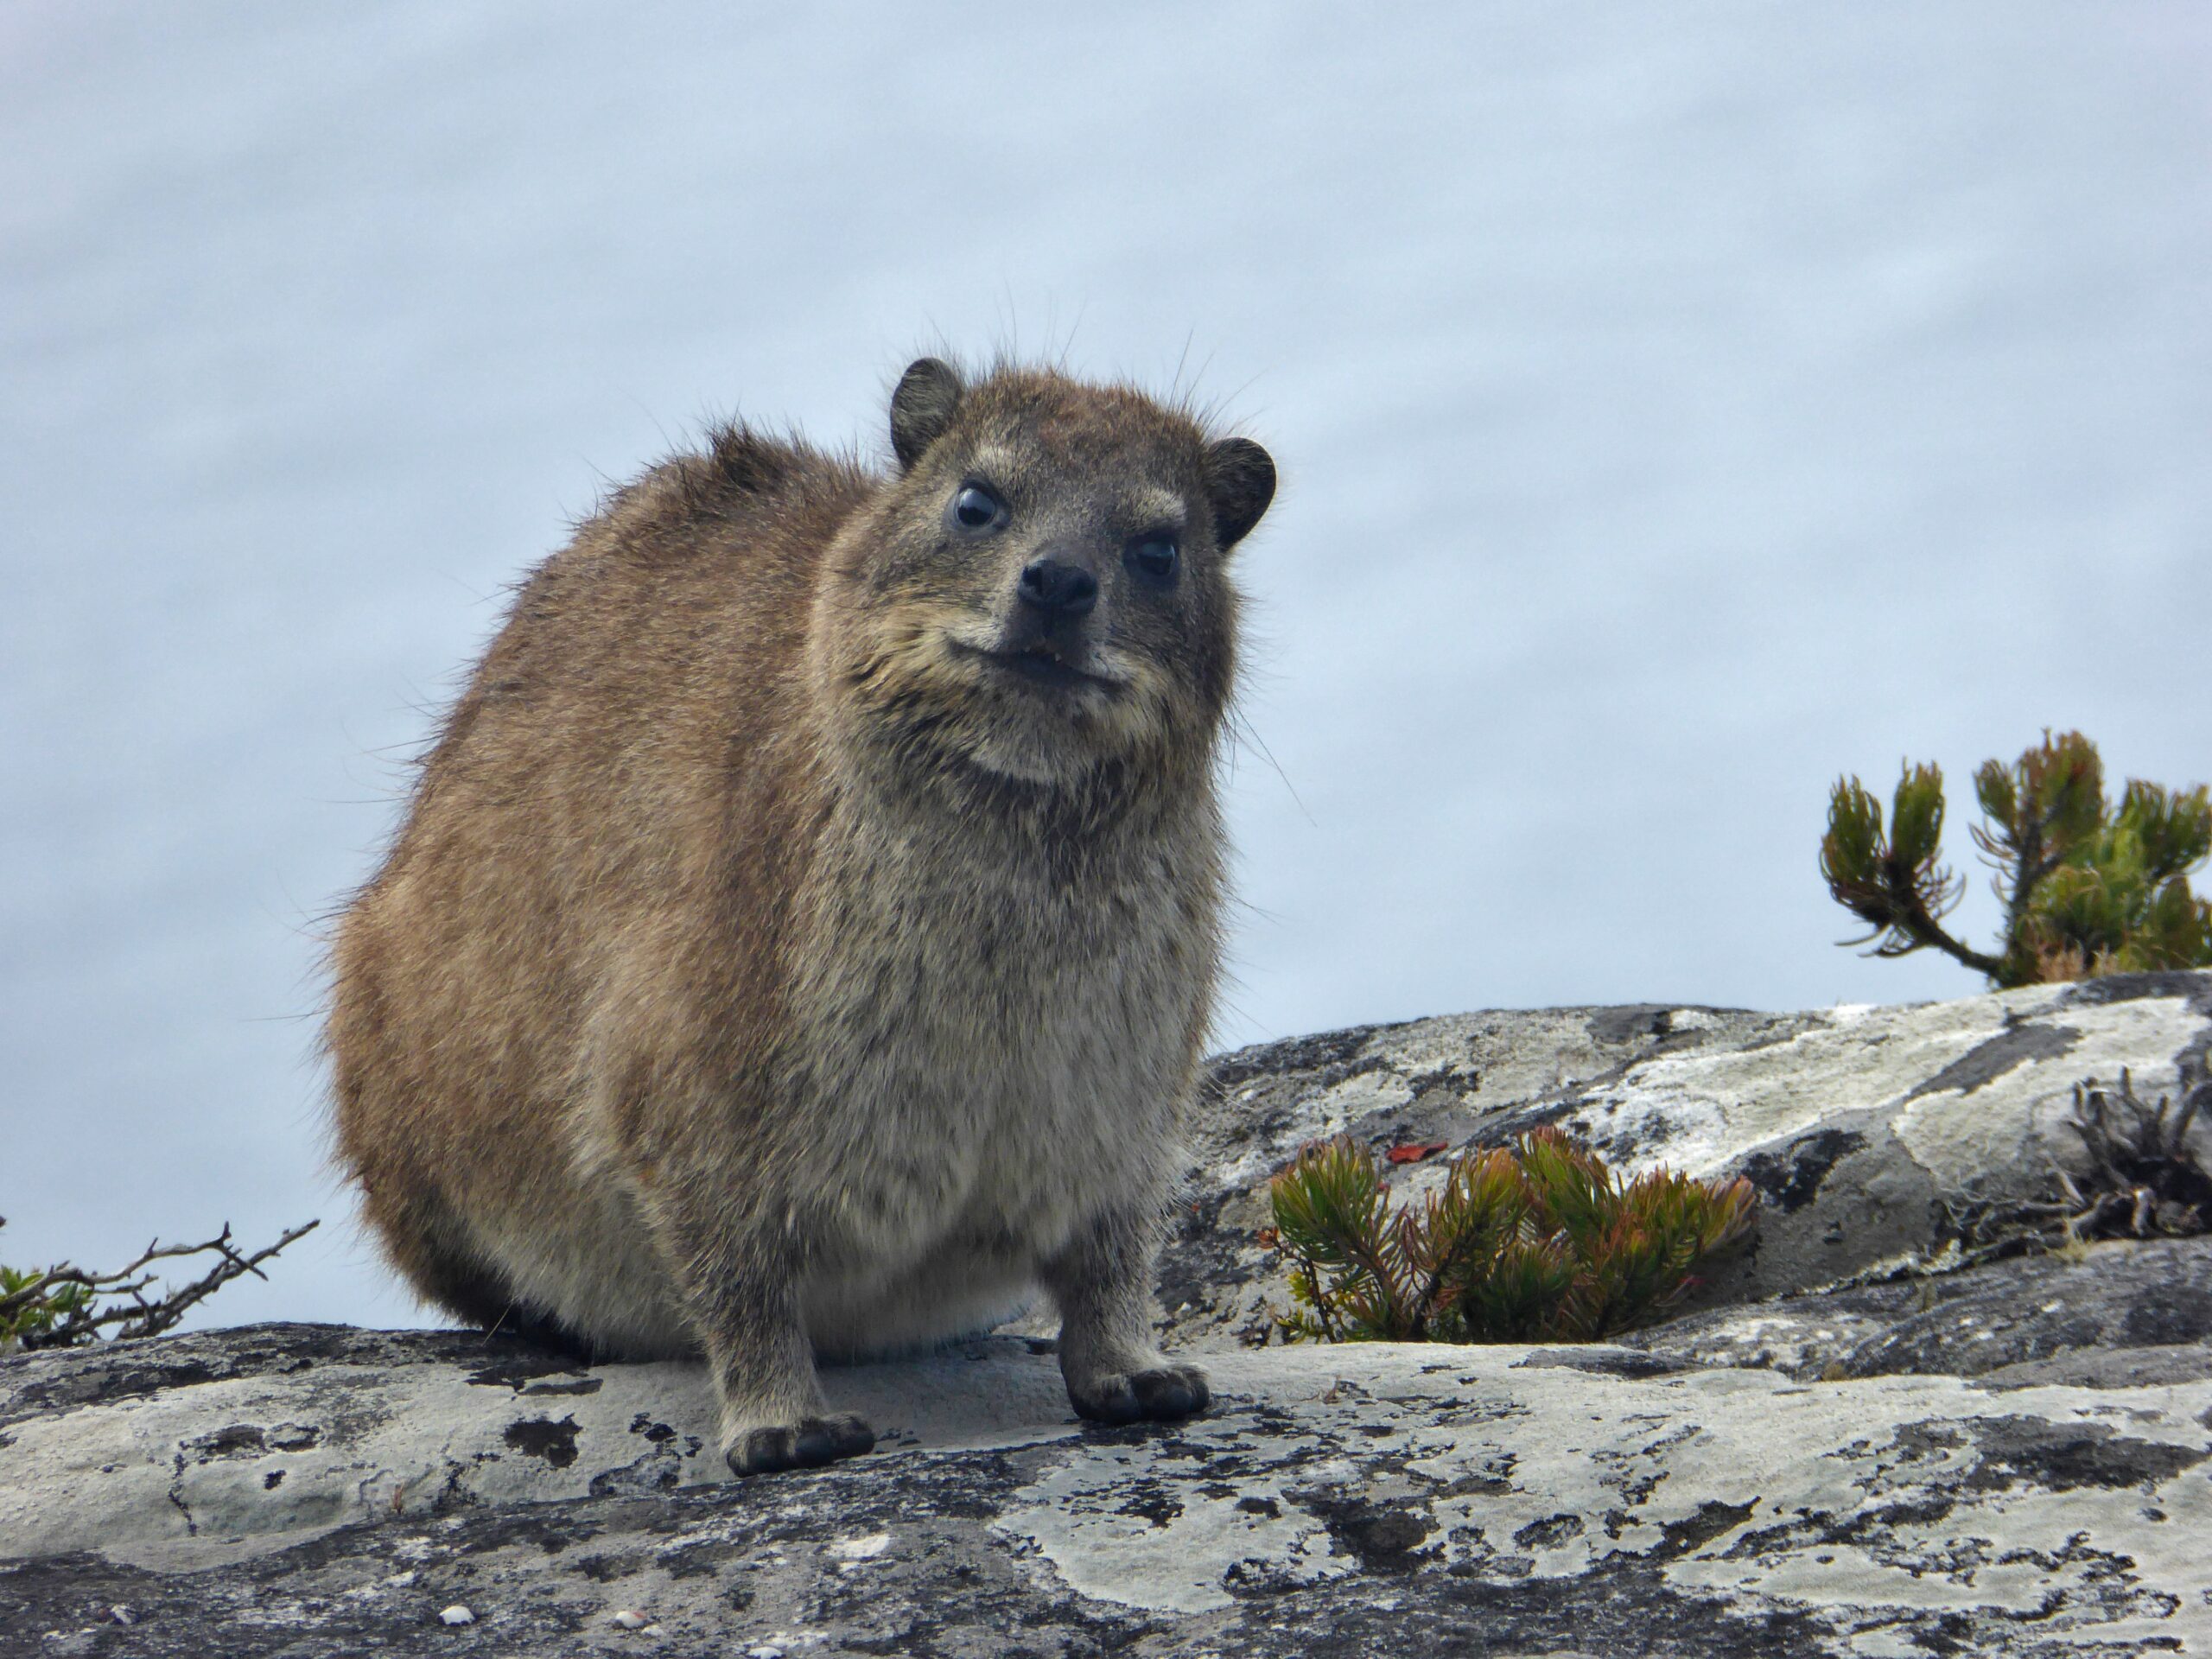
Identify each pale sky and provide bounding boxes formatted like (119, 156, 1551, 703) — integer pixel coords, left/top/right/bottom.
(4, 2, 2208, 1330)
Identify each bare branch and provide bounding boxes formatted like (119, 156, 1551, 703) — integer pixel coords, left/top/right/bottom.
(10, 1221, 319, 1351)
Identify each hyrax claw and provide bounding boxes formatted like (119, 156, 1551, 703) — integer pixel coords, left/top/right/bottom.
(727, 1413, 876, 1478)
(1069, 1363, 1212, 1425)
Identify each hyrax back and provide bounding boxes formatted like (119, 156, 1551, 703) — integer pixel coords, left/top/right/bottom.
(328, 359, 1274, 1474)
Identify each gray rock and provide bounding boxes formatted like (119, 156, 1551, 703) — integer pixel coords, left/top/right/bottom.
(7, 976, 2212, 1656)
(1160, 971, 2212, 1346)
(7, 1315, 2212, 1656)
(1617, 1234, 2212, 1383)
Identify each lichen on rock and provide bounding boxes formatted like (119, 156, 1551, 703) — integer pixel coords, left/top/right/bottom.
(5, 973, 2211, 1656)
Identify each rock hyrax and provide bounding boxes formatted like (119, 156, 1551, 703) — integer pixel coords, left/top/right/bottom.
(327, 358, 1275, 1474)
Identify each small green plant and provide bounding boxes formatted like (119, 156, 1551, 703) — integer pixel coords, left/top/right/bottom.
(1821, 730, 2212, 988)
(0, 1216, 318, 1352)
(1266, 1128, 1757, 1344)
(0, 1261, 93, 1345)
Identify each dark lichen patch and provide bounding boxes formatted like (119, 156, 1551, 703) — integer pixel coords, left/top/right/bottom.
(172, 1416, 317, 1465)
(1422, 1466, 1516, 1502)
(1654, 1499, 1757, 1559)
(1906, 1022, 2079, 1102)
(1294, 1491, 1435, 1572)
(1570, 1102, 1675, 1166)
(1510, 1512, 1585, 1552)
(1516, 1347, 1693, 1380)
(188, 1424, 271, 1460)
(1713, 1493, 1962, 1567)
(1738, 1128, 1868, 1213)
(1207, 1023, 1392, 1095)
(466, 1351, 595, 1391)
(1, 1357, 217, 1431)
(2119, 1286, 2212, 1349)
(1112, 1483, 1185, 1529)
(2063, 970, 2212, 1013)
(588, 1449, 682, 1497)
(1953, 1414, 2207, 1495)
(503, 1414, 582, 1469)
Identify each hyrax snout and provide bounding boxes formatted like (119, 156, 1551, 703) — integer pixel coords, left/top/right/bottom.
(327, 356, 1274, 1475)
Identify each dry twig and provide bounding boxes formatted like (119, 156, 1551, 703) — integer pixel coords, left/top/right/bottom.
(1932, 1060, 2211, 1267)
(2055, 1062, 2212, 1241)
(1, 1220, 319, 1351)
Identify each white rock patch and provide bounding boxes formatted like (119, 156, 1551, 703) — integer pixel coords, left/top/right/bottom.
(990, 1345, 2212, 1647)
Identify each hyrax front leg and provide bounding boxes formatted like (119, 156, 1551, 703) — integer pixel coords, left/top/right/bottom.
(652, 1209, 874, 1477)
(1043, 1208, 1210, 1425)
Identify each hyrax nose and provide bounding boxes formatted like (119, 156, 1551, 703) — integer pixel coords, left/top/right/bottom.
(1016, 557, 1098, 620)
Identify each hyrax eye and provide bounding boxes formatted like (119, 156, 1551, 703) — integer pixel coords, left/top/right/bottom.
(1124, 534, 1179, 585)
(950, 483, 1007, 531)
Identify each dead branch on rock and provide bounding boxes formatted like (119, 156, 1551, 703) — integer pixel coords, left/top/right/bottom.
(2055, 1062, 2212, 1241)
(1930, 1060, 2210, 1270)
(0, 1219, 319, 1351)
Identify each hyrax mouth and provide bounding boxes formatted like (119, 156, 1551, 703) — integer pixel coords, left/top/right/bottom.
(957, 638, 1119, 694)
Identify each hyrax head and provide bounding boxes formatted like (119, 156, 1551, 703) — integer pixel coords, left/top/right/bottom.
(829, 358, 1274, 791)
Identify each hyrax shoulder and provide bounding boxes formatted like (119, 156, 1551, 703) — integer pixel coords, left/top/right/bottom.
(328, 358, 1274, 1473)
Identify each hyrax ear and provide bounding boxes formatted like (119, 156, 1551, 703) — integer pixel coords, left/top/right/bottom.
(890, 358, 965, 472)
(1203, 436, 1276, 550)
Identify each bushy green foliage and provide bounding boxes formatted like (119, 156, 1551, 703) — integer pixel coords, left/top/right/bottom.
(1267, 1128, 1758, 1344)
(1822, 731, 2212, 988)
(0, 1262, 93, 1346)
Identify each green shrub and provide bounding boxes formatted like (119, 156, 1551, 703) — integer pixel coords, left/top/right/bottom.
(1821, 730, 2212, 988)
(1266, 1128, 1757, 1344)
(0, 1262, 93, 1346)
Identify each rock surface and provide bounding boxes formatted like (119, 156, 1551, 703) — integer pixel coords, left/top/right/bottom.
(1160, 970, 2212, 1347)
(6, 975, 2211, 1656)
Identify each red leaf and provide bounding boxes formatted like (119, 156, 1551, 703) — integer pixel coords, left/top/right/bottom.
(1385, 1141, 1450, 1165)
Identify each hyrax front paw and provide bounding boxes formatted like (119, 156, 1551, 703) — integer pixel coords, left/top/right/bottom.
(724, 1411, 875, 1477)
(1066, 1362, 1211, 1426)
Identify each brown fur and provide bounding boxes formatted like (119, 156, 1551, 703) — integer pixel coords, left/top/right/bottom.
(327, 359, 1274, 1473)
